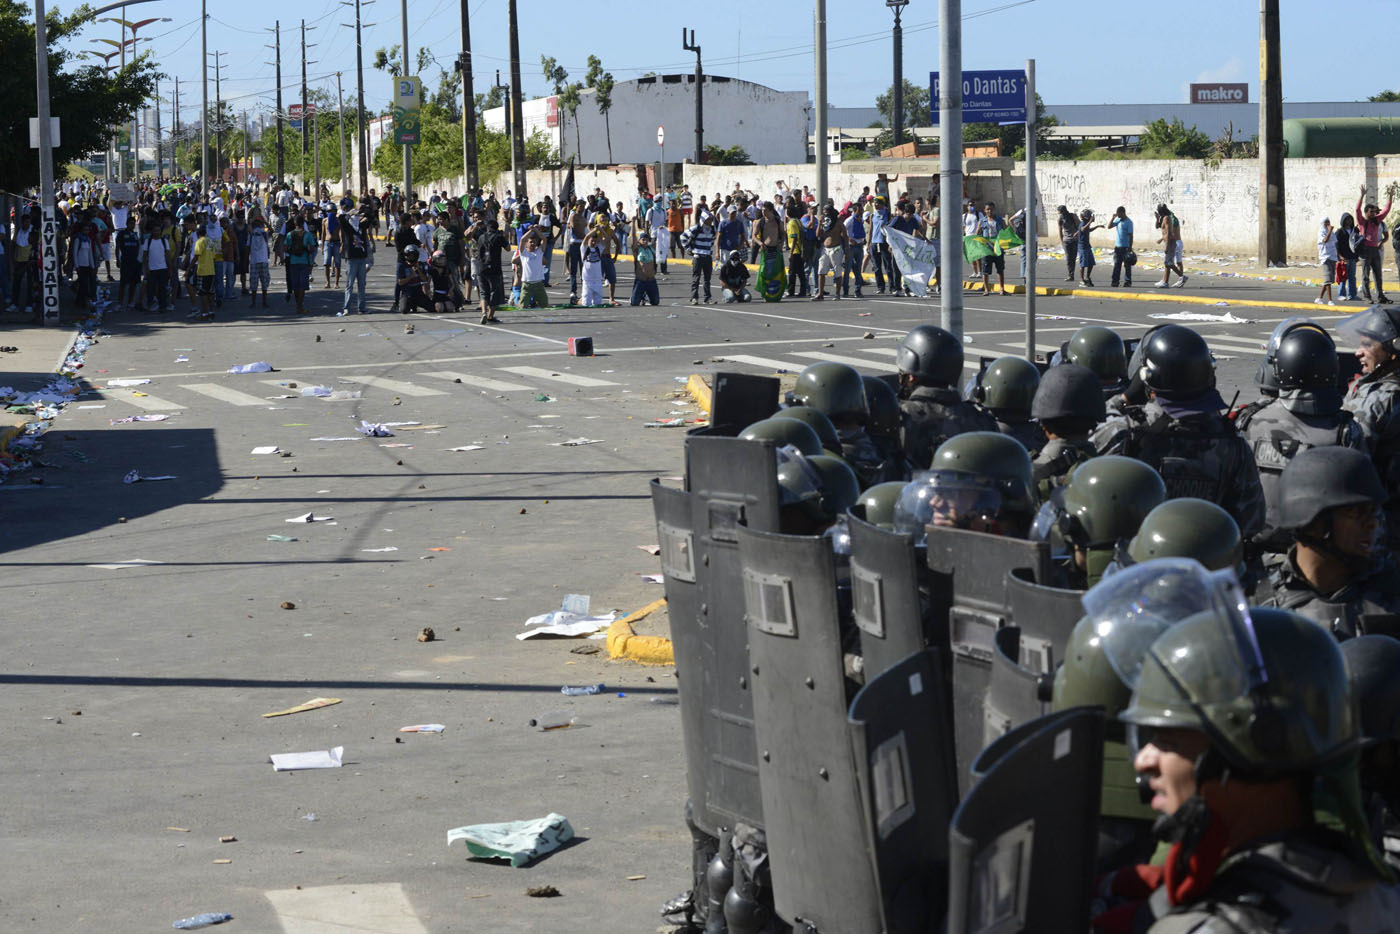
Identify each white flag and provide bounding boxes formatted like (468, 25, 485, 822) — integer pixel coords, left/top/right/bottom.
(885, 226, 939, 297)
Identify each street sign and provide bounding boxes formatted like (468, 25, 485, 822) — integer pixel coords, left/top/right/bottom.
(28, 117, 59, 149)
(392, 76, 422, 145)
(657, 125, 665, 146)
(40, 210, 59, 323)
(930, 70, 1027, 125)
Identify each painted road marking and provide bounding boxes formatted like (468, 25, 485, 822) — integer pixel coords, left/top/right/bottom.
(264, 882, 429, 934)
(420, 371, 535, 391)
(710, 353, 807, 373)
(179, 383, 272, 406)
(496, 366, 618, 387)
(791, 350, 898, 371)
(337, 375, 449, 396)
(96, 388, 185, 411)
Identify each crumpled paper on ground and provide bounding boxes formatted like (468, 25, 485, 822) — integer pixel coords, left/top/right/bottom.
(447, 813, 574, 867)
(357, 421, 394, 437)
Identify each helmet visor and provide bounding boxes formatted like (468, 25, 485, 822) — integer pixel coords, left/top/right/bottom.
(925, 470, 1004, 531)
(1265, 316, 1315, 360)
(1336, 307, 1400, 349)
(775, 446, 824, 509)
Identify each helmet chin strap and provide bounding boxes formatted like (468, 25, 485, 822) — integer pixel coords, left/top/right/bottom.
(1297, 514, 1373, 576)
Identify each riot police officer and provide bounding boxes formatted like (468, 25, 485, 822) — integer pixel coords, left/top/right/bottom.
(1235, 318, 1364, 552)
(775, 449, 861, 535)
(788, 361, 888, 488)
(739, 416, 824, 456)
(968, 356, 1046, 454)
(895, 324, 997, 470)
(1050, 455, 1166, 588)
(1340, 635, 1400, 872)
(1030, 364, 1108, 500)
(771, 404, 842, 456)
(1339, 305, 1400, 553)
(1257, 446, 1400, 637)
(1120, 602, 1399, 930)
(1121, 497, 1247, 579)
(895, 431, 1036, 539)
(850, 480, 907, 530)
(1093, 323, 1266, 539)
(861, 375, 909, 483)
(1058, 324, 1129, 397)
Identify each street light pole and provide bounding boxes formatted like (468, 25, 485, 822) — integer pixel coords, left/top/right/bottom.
(888, 0, 907, 150)
(35, 0, 58, 323)
(201, 0, 208, 189)
(814, 1, 827, 208)
(400, 0, 411, 200)
(938, 0, 963, 338)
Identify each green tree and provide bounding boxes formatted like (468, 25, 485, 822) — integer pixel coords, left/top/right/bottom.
(1139, 117, 1212, 158)
(585, 55, 615, 163)
(1369, 90, 1400, 102)
(874, 79, 932, 131)
(474, 85, 506, 122)
(703, 144, 752, 166)
(540, 55, 569, 163)
(0, 0, 159, 191)
(371, 100, 555, 186)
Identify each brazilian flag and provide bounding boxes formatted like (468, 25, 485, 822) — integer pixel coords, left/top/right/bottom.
(964, 226, 1025, 263)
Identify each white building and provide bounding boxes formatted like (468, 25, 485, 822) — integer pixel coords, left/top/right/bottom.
(483, 74, 810, 166)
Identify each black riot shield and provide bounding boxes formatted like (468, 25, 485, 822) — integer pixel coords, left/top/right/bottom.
(984, 627, 1048, 749)
(686, 434, 783, 833)
(948, 708, 1105, 934)
(925, 527, 1052, 795)
(650, 479, 716, 838)
(709, 371, 780, 434)
(848, 649, 960, 933)
(847, 515, 928, 681)
(1005, 567, 1085, 676)
(737, 525, 883, 932)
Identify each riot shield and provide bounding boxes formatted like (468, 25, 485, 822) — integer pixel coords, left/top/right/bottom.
(709, 371, 780, 434)
(983, 627, 1048, 749)
(948, 708, 1105, 934)
(849, 648, 960, 933)
(686, 434, 783, 833)
(848, 514, 928, 681)
(1005, 567, 1084, 676)
(925, 527, 1052, 795)
(737, 525, 883, 932)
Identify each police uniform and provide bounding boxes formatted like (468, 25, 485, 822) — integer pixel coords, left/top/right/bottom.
(1092, 400, 1267, 539)
(1032, 437, 1097, 503)
(900, 385, 998, 470)
(1344, 364, 1400, 551)
(995, 417, 1046, 457)
(1236, 390, 1366, 552)
(838, 427, 898, 488)
(1258, 548, 1400, 638)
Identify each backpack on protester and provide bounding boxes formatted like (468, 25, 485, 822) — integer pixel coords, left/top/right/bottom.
(287, 230, 308, 258)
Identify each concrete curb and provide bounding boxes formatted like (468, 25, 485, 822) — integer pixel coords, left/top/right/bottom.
(959, 280, 1323, 313)
(606, 597, 673, 665)
(686, 373, 713, 415)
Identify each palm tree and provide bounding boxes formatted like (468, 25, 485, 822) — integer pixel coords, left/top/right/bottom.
(585, 56, 615, 163)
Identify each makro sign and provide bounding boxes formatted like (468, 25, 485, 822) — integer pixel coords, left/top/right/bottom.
(1190, 83, 1248, 104)
(930, 70, 1027, 125)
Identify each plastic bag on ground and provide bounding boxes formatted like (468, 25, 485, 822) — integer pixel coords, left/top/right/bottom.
(447, 813, 574, 867)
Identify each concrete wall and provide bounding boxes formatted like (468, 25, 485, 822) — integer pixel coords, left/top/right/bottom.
(683, 156, 1400, 260)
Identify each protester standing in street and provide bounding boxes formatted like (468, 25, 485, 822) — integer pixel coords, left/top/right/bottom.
(1155, 202, 1187, 288)
(1057, 205, 1079, 281)
(1108, 205, 1134, 287)
(1356, 185, 1393, 304)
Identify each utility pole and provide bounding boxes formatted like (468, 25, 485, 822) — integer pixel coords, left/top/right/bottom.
(242, 111, 249, 182)
(154, 77, 162, 181)
(201, 0, 208, 189)
(340, 0, 372, 195)
(337, 72, 348, 192)
(458, 0, 478, 191)
(683, 29, 703, 164)
(496, 69, 511, 142)
(813, 2, 827, 207)
(507, 0, 526, 199)
(889, 0, 907, 150)
(171, 76, 179, 179)
(1024, 59, 1037, 359)
(301, 19, 318, 170)
(938, 0, 963, 338)
(35, 0, 59, 323)
(267, 21, 284, 181)
(1258, 0, 1285, 266)
(400, 0, 411, 199)
(212, 50, 227, 184)
(313, 88, 321, 198)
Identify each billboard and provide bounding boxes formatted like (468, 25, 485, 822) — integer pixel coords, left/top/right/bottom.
(1190, 83, 1248, 104)
(392, 76, 421, 145)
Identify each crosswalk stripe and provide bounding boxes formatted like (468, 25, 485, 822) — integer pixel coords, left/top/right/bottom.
(496, 366, 618, 387)
(265, 883, 428, 934)
(337, 375, 448, 396)
(1205, 337, 1267, 352)
(420, 371, 535, 391)
(859, 347, 899, 357)
(97, 388, 185, 411)
(179, 383, 271, 406)
(791, 350, 898, 372)
(710, 353, 807, 373)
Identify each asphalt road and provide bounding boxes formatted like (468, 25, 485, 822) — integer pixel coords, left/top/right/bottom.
(0, 252, 1361, 932)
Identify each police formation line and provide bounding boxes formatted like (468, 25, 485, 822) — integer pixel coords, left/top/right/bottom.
(650, 304, 1400, 932)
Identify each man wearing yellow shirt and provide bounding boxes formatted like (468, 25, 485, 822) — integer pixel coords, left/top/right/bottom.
(191, 223, 217, 321)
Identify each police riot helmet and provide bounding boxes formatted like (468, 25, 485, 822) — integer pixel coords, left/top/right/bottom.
(1138, 324, 1215, 399)
(739, 417, 824, 457)
(1340, 635, 1400, 744)
(1127, 498, 1242, 572)
(973, 356, 1041, 418)
(776, 450, 861, 526)
(914, 431, 1036, 532)
(1061, 455, 1167, 548)
(861, 376, 902, 439)
(790, 362, 869, 421)
(896, 324, 964, 386)
(1337, 304, 1400, 354)
(1275, 446, 1385, 531)
(1268, 319, 1339, 393)
(1064, 325, 1128, 381)
(1031, 364, 1108, 423)
(772, 405, 841, 454)
(853, 481, 908, 530)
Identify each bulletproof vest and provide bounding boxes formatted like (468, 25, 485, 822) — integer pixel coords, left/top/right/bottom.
(1349, 373, 1400, 544)
(839, 427, 895, 489)
(1113, 407, 1243, 504)
(900, 386, 999, 471)
(1032, 438, 1096, 503)
(996, 417, 1046, 457)
(1266, 555, 1400, 640)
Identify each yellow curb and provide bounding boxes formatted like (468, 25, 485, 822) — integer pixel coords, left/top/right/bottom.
(606, 597, 674, 665)
(959, 280, 1323, 314)
(0, 413, 33, 456)
(686, 373, 713, 415)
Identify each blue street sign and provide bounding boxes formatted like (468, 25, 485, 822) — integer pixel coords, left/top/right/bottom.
(930, 70, 1027, 125)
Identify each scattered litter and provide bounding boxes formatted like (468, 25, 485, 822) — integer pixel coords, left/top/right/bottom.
(262, 697, 341, 718)
(251, 446, 281, 455)
(227, 362, 274, 374)
(111, 414, 169, 424)
(517, 595, 618, 640)
(418, 627, 436, 643)
(531, 712, 576, 731)
(357, 421, 394, 437)
(552, 438, 603, 447)
(218, 835, 237, 844)
(399, 724, 446, 733)
(77, 404, 106, 409)
(280, 601, 296, 610)
(286, 512, 335, 523)
(123, 470, 178, 483)
(269, 746, 344, 771)
(174, 355, 190, 363)
(447, 813, 575, 868)
(645, 419, 687, 428)
(561, 683, 605, 696)
(639, 573, 665, 584)
(266, 534, 297, 542)
(1148, 310, 1255, 324)
(570, 644, 600, 655)
(301, 813, 316, 821)
(428, 547, 452, 552)
(525, 886, 562, 898)
(86, 558, 162, 570)
(446, 445, 484, 452)
(309, 436, 360, 442)
(211, 859, 232, 865)
(362, 546, 399, 553)
(637, 544, 661, 555)
(378, 442, 413, 449)
(105, 378, 151, 387)
(167, 827, 190, 833)
(172, 912, 233, 929)
(397, 424, 445, 431)
(534, 393, 555, 402)
(650, 696, 681, 706)
(626, 875, 647, 882)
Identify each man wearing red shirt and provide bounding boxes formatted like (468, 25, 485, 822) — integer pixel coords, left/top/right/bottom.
(1356, 184, 1392, 304)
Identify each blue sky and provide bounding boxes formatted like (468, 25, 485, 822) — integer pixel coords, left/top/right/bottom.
(63, 0, 1400, 126)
